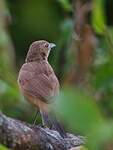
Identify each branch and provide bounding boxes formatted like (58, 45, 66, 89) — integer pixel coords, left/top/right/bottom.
(64, 0, 97, 88)
(0, 112, 85, 150)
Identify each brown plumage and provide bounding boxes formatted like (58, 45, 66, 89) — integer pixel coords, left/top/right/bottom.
(18, 40, 66, 138)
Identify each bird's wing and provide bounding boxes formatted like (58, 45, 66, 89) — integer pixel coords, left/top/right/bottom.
(18, 62, 59, 103)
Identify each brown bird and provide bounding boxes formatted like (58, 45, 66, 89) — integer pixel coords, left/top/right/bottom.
(18, 40, 66, 138)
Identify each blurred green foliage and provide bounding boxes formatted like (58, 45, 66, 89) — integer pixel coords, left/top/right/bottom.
(57, 0, 72, 11)
(0, 145, 9, 150)
(0, 0, 113, 149)
(92, 0, 106, 34)
(55, 88, 113, 150)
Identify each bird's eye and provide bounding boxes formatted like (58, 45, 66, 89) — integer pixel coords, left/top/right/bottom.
(44, 43, 49, 48)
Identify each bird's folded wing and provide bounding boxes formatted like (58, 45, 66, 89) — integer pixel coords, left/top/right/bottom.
(21, 73, 59, 103)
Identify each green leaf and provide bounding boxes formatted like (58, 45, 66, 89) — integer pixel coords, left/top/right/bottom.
(55, 88, 102, 134)
(55, 88, 113, 150)
(92, 0, 106, 34)
(57, 0, 72, 11)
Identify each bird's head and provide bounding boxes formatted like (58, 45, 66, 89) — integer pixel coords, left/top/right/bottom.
(25, 40, 56, 63)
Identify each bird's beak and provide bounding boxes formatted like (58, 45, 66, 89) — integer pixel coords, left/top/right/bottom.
(49, 43, 56, 49)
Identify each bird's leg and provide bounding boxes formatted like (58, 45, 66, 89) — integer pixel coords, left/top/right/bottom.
(40, 111, 51, 128)
(32, 110, 40, 125)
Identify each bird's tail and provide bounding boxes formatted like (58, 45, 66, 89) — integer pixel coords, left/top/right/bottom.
(40, 110, 67, 138)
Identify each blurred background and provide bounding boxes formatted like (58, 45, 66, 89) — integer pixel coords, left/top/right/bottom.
(1, 0, 113, 149)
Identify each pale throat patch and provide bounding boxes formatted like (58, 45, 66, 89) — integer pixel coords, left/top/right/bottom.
(47, 48, 51, 58)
